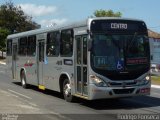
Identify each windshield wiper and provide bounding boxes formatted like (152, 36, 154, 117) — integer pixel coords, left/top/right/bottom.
(127, 32, 137, 50)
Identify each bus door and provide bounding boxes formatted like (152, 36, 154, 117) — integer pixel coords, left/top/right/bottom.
(37, 40, 45, 90)
(75, 35, 88, 96)
(12, 42, 18, 79)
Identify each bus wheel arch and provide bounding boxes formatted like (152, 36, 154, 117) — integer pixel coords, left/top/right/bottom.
(20, 68, 28, 88)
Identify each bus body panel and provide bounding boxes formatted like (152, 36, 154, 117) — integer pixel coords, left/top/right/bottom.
(88, 67, 151, 100)
(6, 17, 151, 101)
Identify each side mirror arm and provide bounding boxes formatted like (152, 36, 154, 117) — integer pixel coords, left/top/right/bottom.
(88, 39, 92, 51)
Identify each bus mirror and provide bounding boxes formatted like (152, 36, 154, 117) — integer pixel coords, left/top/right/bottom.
(88, 39, 92, 51)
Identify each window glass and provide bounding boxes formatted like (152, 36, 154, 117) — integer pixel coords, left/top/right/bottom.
(91, 34, 149, 71)
(39, 42, 44, 62)
(27, 36, 36, 56)
(47, 31, 60, 56)
(7, 40, 12, 56)
(76, 37, 81, 64)
(60, 29, 73, 57)
(83, 67, 88, 94)
(83, 37, 87, 65)
(19, 37, 27, 56)
(77, 66, 81, 92)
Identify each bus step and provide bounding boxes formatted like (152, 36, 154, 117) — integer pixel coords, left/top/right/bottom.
(38, 85, 45, 90)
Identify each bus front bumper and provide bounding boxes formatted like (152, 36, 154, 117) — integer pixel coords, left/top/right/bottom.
(88, 83, 151, 100)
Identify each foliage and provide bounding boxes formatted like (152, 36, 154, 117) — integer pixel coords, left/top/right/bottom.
(0, 1, 41, 34)
(0, 28, 9, 51)
(0, 1, 41, 53)
(94, 9, 122, 17)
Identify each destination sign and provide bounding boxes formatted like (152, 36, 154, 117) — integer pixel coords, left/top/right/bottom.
(91, 20, 147, 33)
(111, 23, 127, 29)
(126, 58, 148, 65)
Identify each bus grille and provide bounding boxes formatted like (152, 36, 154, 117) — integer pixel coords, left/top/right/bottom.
(108, 81, 137, 87)
(113, 88, 135, 94)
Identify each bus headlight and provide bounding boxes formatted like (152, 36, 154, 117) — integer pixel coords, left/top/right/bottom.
(137, 76, 150, 85)
(145, 76, 150, 81)
(144, 75, 151, 84)
(90, 75, 107, 87)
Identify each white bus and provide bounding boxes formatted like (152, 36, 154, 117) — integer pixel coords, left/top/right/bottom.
(6, 17, 151, 102)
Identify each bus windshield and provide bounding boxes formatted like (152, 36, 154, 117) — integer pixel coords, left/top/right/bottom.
(91, 33, 150, 72)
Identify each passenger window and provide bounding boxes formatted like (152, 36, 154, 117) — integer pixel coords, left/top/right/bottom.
(76, 37, 81, 64)
(83, 37, 87, 65)
(28, 36, 36, 56)
(7, 40, 12, 56)
(19, 37, 27, 56)
(47, 31, 60, 56)
(60, 29, 73, 57)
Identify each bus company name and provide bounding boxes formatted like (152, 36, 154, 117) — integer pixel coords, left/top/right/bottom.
(111, 23, 127, 29)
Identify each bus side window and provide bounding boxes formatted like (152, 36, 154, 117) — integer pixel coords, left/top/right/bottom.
(7, 39, 12, 56)
(60, 29, 73, 57)
(47, 31, 60, 57)
(19, 37, 27, 56)
(27, 35, 36, 56)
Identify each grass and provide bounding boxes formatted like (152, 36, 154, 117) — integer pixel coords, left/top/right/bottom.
(151, 76, 160, 85)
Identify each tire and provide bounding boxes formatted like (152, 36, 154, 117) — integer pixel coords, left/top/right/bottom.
(21, 71, 28, 88)
(63, 79, 74, 102)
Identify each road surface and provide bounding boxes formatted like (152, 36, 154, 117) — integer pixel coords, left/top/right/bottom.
(0, 63, 160, 120)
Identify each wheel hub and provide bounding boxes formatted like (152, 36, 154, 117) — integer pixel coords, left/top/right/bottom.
(22, 78, 25, 85)
(64, 84, 71, 97)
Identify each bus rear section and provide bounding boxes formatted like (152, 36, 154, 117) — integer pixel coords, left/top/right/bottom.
(87, 18, 151, 100)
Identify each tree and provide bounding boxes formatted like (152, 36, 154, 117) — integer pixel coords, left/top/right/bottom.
(0, 28, 9, 58)
(94, 9, 122, 17)
(0, 1, 41, 57)
(0, 1, 41, 34)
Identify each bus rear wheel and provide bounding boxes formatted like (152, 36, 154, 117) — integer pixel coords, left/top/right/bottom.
(21, 71, 28, 88)
(63, 79, 74, 102)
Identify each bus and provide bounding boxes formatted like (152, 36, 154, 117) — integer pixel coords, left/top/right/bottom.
(6, 17, 151, 102)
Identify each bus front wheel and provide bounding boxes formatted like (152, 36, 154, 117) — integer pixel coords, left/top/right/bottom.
(63, 79, 74, 102)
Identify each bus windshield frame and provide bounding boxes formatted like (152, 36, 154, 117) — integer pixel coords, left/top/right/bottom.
(90, 19, 150, 80)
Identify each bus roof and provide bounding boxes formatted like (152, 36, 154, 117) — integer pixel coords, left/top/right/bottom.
(7, 17, 145, 39)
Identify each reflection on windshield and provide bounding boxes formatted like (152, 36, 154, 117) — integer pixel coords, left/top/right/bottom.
(91, 34, 149, 71)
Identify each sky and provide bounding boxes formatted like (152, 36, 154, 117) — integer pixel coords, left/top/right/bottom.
(1, 0, 160, 33)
